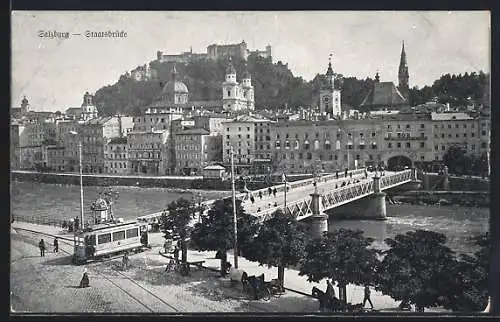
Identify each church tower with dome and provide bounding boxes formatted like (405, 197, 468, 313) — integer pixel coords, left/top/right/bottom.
(222, 58, 254, 112)
(81, 92, 99, 121)
(319, 55, 342, 118)
(159, 64, 189, 105)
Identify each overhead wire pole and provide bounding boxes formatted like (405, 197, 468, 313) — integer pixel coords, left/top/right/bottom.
(230, 146, 238, 269)
(78, 141, 84, 230)
(282, 172, 287, 214)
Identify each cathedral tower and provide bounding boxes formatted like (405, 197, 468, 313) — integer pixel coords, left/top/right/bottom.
(241, 63, 255, 110)
(223, 57, 240, 111)
(319, 55, 341, 118)
(398, 41, 410, 102)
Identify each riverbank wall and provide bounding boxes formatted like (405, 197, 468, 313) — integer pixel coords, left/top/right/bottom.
(10, 170, 312, 191)
(419, 173, 490, 191)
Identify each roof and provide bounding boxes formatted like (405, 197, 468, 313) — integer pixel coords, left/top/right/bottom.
(431, 112, 474, 121)
(360, 81, 408, 107)
(203, 165, 226, 170)
(108, 137, 128, 144)
(84, 116, 113, 125)
(176, 128, 210, 135)
(65, 107, 82, 114)
(162, 80, 188, 94)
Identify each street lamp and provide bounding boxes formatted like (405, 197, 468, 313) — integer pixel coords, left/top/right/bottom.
(69, 131, 85, 231)
(230, 146, 238, 269)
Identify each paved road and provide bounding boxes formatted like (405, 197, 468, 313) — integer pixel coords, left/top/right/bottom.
(243, 171, 396, 215)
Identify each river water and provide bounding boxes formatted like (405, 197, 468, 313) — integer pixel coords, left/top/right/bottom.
(11, 182, 489, 256)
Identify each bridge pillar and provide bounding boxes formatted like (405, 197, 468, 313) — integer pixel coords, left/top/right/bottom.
(370, 176, 387, 220)
(442, 166, 450, 190)
(406, 168, 422, 190)
(310, 189, 328, 239)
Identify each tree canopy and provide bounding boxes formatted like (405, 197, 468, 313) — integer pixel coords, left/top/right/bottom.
(299, 229, 379, 304)
(189, 198, 259, 256)
(376, 230, 457, 311)
(244, 209, 306, 288)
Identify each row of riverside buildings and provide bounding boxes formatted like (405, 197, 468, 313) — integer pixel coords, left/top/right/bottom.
(11, 42, 490, 177)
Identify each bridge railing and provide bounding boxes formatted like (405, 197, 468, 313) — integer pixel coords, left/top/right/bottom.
(380, 169, 413, 190)
(239, 168, 367, 202)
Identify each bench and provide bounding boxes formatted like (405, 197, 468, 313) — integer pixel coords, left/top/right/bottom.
(187, 260, 205, 269)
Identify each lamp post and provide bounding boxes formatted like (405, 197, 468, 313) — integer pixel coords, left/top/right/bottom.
(70, 131, 84, 231)
(230, 146, 238, 269)
(282, 171, 287, 214)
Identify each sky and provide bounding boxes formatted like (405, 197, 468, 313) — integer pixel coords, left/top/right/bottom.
(11, 11, 490, 112)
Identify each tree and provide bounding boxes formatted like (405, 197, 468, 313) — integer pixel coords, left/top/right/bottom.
(244, 209, 306, 290)
(160, 198, 197, 275)
(442, 232, 490, 311)
(299, 229, 380, 306)
(443, 146, 468, 175)
(376, 230, 457, 312)
(190, 198, 258, 276)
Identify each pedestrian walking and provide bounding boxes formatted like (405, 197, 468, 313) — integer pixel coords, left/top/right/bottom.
(39, 239, 46, 257)
(335, 170, 339, 179)
(79, 268, 90, 288)
(273, 188, 277, 197)
(53, 237, 59, 253)
(122, 252, 129, 270)
(250, 195, 255, 204)
(258, 191, 263, 200)
(326, 279, 336, 300)
(349, 172, 353, 178)
(268, 187, 272, 196)
(364, 170, 368, 179)
(363, 286, 374, 309)
(345, 168, 348, 177)
(173, 245, 180, 263)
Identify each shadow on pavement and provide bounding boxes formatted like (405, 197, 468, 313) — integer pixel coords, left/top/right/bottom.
(42, 255, 74, 266)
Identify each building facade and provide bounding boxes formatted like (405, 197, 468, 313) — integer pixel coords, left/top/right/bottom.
(127, 131, 168, 175)
(104, 137, 129, 174)
(222, 116, 258, 172)
(174, 128, 221, 175)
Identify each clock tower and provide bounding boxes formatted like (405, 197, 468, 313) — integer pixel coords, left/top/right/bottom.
(319, 55, 341, 118)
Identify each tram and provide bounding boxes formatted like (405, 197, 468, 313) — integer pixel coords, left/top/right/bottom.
(72, 196, 149, 264)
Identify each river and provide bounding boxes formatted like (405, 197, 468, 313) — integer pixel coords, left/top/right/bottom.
(11, 182, 489, 256)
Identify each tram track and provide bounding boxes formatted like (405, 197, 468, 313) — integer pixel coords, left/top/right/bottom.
(12, 227, 180, 312)
(13, 226, 271, 313)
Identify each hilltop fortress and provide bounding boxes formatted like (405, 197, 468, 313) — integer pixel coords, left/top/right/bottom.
(156, 40, 272, 64)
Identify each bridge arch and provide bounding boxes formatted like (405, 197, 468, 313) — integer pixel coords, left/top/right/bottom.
(387, 155, 412, 171)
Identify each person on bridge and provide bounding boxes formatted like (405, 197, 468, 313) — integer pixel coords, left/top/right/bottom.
(38, 239, 46, 257)
(250, 195, 255, 204)
(53, 237, 59, 253)
(363, 285, 374, 309)
(273, 188, 277, 198)
(350, 172, 353, 178)
(326, 279, 336, 300)
(258, 191, 263, 200)
(345, 168, 348, 177)
(335, 170, 339, 179)
(268, 187, 272, 196)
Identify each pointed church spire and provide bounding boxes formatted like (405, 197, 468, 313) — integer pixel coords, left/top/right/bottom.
(398, 41, 410, 103)
(326, 53, 334, 76)
(375, 70, 380, 83)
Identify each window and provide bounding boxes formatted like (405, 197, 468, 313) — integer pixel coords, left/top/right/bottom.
(388, 143, 392, 148)
(299, 153, 303, 159)
(406, 142, 411, 148)
(420, 124, 425, 129)
(472, 133, 475, 137)
(306, 152, 312, 160)
(397, 143, 401, 148)
(441, 145, 446, 151)
(226, 135, 230, 139)
(464, 124, 467, 128)
(228, 90, 231, 97)
(434, 145, 439, 151)
(481, 130, 487, 136)
(456, 124, 459, 128)
(441, 133, 445, 138)
(98, 233, 111, 244)
(420, 133, 425, 138)
(448, 124, 452, 129)
(113, 231, 125, 241)
(247, 127, 250, 131)
(369, 155, 373, 160)
(372, 132, 376, 137)
(238, 127, 241, 131)
(247, 134, 250, 139)
(126, 228, 138, 238)
(481, 142, 487, 149)
(471, 144, 476, 151)
(464, 133, 467, 137)
(406, 124, 410, 129)
(420, 142, 425, 148)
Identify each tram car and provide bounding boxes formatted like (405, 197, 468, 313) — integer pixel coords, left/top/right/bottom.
(72, 196, 149, 264)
